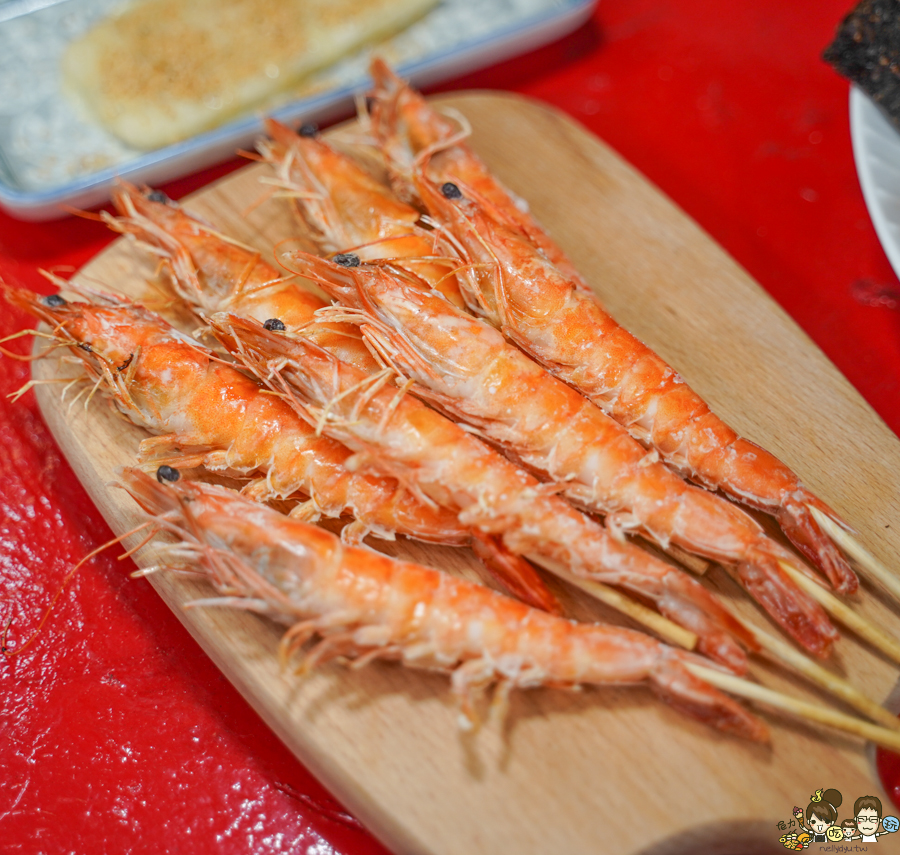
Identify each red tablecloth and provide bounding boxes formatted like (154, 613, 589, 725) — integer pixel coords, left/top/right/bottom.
(2, 1, 898, 853)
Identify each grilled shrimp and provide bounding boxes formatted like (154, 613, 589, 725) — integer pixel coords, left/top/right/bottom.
(412, 173, 858, 595)
(4, 284, 467, 542)
(364, 61, 857, 595)
(279, 251, 838, 658)
(365, 58, 591, 293)
(210, 312, 757, 672)
(120, 467, 768, 741)
(105, 183, 561, 611)
(257, 118, 467, 309)
(108, 181, 376, 371)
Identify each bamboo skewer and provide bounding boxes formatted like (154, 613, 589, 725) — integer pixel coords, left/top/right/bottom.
(685, 662, 900, 753)
(664, 545, 710, 575)
(740, 620, 900, 731)
(779, 560, 900, 665)
(534, 554, 898, 732)
(540, 552, 899, 730)
(527, 555, 699, 651)
(808, 504, 900, 602)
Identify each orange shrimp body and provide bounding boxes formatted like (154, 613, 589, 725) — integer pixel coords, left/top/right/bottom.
(413, 174, 858, 596)
(259, 119, 467, 309)
(283, 253, 837, 658)
(261, 117, 422, 251)
(5, 284, 472, 549)
(121, 468, 767, 740)
(105, 185, 561, 613)
(366, 58, 591, 293)
(109, 182, 376, 372)
(210, 312, 758, 673)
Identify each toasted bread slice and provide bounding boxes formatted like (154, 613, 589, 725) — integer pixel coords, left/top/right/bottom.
(63, 0, 436, 149)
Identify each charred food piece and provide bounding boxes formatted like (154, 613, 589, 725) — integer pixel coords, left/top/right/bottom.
(825, 0, 900, 129)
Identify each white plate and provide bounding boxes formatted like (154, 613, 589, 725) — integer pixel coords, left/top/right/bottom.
(0, 0, 596, 220)
(850, 85, 900, 280)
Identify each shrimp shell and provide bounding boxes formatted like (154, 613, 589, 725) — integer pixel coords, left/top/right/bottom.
(102, 185, 564, 613)
(210, 311, 758, 673)
(366, 58, 592, 294)
(413, 172, 858, 596)
(364, 61, 858, 596)
(286, 252, 837, 658)
(3, 283, 471, 548)
(119, 467, 768, 741)
(257, 118, 468, 310)
(108, 181, 377, 372)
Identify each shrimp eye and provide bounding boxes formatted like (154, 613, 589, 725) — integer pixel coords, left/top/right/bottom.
(146, 190, 171, 204)
(44, 294, 67, 307)
(440, 182, 463, 200)
(156, 465, 180, 484)
(79, 342, 92, 353)
(333, 253, 360, 268)
(298, 122, 318, 138)
(263, 318, 286, 331)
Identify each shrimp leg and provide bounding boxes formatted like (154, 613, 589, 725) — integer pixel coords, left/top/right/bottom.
(210, 311, 758, 673)
(411, 170, 860, 596)
(5, 283, 563, 613)
(280, 251, 838, 659)
(120, 467, 768, 741)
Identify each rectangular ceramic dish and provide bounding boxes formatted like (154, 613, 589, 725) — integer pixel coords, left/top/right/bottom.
(0, 0, 596, 220)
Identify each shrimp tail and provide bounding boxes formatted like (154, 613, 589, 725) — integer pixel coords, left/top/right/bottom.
(737, 541, 838, 658)
(654, 650, 770, 742)
(470, 532, 563, 616)
(778, 493, 858, 595)
(120, 468, 769, 742)
(649, 569, 756, 672)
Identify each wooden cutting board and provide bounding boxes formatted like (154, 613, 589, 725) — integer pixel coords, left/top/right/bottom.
(32, 93, 900, 855)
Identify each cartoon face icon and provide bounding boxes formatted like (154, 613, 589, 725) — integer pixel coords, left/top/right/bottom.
(808, 815, 830, 834)
(826, 826, 844, 842)
(857, 807, 881, 837)
(842, 826, 855, 839)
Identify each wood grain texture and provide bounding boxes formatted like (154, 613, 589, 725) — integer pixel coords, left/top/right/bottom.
(32, 92, 900, 855)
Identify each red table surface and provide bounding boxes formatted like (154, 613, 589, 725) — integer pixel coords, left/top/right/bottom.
(2, 2, 899, 853)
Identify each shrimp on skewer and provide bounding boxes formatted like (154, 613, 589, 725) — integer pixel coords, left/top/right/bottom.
(102, 185, 559, 612)
(280, 251, 838, 659)
(410, 171, 859, 597)
(5, 283, 560, 613)
(120, 467, 768, 741)
(256, 118, 467, 309)
(364, 61, 858, 596)
(107, 182, 377, 371)
(209, 311, 758, 673)
(365, 58, 592, 294)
